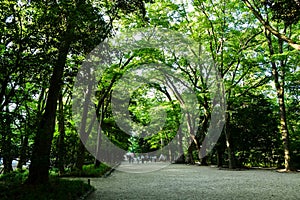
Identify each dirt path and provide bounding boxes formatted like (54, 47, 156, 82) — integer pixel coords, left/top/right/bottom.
(86, 163, 300, 200)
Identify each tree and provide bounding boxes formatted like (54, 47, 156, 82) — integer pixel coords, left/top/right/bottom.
(27, 0, 109, 184)
(26, 0, 154, 183)
(190, 0, 272, 168)
(244, 0, 299, 171)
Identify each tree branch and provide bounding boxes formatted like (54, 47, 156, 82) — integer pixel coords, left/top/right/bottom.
(242, 0, 300, 50)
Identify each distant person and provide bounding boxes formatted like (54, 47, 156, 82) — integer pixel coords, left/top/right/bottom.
(128, 155, 132, 163)
(145, 154, 149, 163)
(152, 155, 157, 162)
(130, 153, 135, 163)
(141, 154, 145, 163)
(137, 156, 140, 164)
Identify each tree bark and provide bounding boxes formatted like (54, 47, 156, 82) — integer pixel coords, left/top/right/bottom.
(76, 66, 93, 170)
(27, 36, 71, 184)
(225, 113, 236, 169)
(198, 114, 210, 166)
(18, 104, 32, 170)
(216, 148, 223, 168)
(17, 135, 28, 170)
(175, 127, 185, 163)
(57, 93, 66, 175)
(76, 142, 86, 171)
(186, 141, 195, 164)
(1, 106, 13, 174)
(2, 130, 13, 174)
(95, 101, 105, 168)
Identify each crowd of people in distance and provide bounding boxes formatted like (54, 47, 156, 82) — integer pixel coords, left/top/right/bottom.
(125, 153, 167, 164)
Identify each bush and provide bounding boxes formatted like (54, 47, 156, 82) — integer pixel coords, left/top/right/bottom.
(0, 174, 93, 200)
(66, 163, 111, 177)
(0, 170, 29, 184)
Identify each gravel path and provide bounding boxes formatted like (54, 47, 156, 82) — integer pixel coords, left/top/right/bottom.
(86, 163, 300, 200)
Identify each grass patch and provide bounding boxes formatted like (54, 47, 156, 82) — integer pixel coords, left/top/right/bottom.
(62, 163, 111, 177)
(0, 171, 94, 200)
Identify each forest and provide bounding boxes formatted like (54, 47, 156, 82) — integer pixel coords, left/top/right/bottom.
(0, 0, 299, 193)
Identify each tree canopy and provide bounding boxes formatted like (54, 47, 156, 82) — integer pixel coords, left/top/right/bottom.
(0, 0, 299, 185)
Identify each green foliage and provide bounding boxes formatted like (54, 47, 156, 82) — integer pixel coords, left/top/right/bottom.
(128, 136, 142, 153)
(264, 0, 300, 25)
(0, 177, 93, 200)
(229, 94, 282, 167)
(0, 169, 94, 200)
(0, 170, 29, 184)
(64, 164, 111, 177)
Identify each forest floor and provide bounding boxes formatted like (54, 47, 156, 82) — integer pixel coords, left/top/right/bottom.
(85, 162, 300, 200)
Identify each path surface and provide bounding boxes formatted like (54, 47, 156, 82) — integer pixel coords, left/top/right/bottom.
(86, 163, 300, 200)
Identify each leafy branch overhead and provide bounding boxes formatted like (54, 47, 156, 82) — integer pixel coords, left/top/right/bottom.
(242, 0, 300, 50)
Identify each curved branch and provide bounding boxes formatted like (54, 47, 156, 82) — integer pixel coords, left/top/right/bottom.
(242, 0, 300, 50)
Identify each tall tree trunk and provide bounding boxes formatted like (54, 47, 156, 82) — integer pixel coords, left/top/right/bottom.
(17, 135, 28, 170)
(198, 114, 210, 166)
(186, 141, 195, 164)
(276, 73, 290, 171)
(265, 30, 291, 171)
(18, 104, 31, 170)
(57, 93, 66, 175)
(27, 37, 71, 184)
(95, 102, 104, 168)
(2, 106, 13, 174)
(2, 128, 13, 174)
(176, 127, 185, 163)
(215, 132, 226, 168)
(76, 67, 93, 170)
(76, 142, 86, 171)
(3, 155, 13, 174)
(95, 97, 111, 168)
(225, 113, 236, 169)
(216, 147, 223, 168)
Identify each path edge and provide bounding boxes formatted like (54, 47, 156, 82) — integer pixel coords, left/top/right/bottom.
(77, 186, 95, 200)
(103, 162, 121, 178)
(78, 162, 120, 200)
